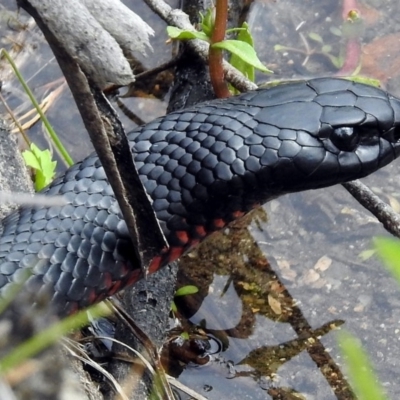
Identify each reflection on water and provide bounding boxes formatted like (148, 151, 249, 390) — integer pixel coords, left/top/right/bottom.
(164, 209, 353, 399)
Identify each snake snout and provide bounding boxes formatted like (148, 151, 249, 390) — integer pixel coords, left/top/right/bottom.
(389, 96, 400, 143)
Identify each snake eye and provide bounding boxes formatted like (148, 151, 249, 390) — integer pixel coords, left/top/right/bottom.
(331, 127, 359, 151)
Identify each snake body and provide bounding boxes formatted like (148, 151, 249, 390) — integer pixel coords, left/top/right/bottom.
(1, 78, 400, 315)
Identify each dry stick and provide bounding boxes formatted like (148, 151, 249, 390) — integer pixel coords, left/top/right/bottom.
(18, 0, 168, 273)
(343, 180, 400, 238)
(104, 56, 179, 94)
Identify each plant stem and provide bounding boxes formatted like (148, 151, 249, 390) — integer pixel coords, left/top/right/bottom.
(1, 49, 74, 167)
(209, 0, 230, 98)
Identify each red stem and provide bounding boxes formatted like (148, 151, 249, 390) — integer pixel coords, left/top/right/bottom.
(209, 0, 230, 98)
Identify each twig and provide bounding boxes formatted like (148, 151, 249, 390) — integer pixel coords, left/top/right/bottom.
(342, 180, 400, 238)
(167, 376, 209, 400)
(0, 191, 66, 207)
(125, 57, 178, 84)
(209, 0, 230, 97)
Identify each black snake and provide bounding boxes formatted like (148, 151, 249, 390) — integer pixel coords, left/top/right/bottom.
(1, 77, 399, 316)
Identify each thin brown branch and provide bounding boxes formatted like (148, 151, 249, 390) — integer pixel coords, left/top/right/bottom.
(209, 0, 230, 97)
(342, 180, 400, 238)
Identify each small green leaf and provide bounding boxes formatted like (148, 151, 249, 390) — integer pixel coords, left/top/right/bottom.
(230, 22, 256, 84)
(34, 170, 47, 192)
(180, 331, 190, 340)
(212, 40, 272, 73)
(39, 150, 56, 175)
(170, 301, 177, 313)
(22, 149, 41, 170)
(274, 44, 289, 52)
(175, 285, 199, 297)
(308, 32, 323, 43)
(166, 26, 210, 42)
(358, 249, 376, 262)
(324, 53, 343, 69)
(338, 330, 388, 400)
(22, 143, 57, 191)
(349, 76, 381, 87)
(321, 44, 332, 53)
(375, 237, 400, 285)
(330, 26, 342, 37)
(199, 8, 214, 37)
(236, 22, 254, 47)
(225, 27, 247, 34)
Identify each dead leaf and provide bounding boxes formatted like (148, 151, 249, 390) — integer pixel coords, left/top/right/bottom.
(281, 268, 297, 281)
(268, 295, 282, 315)
(277, 258, 291, 269)
(302, 269, 320, 284)
(314, 255, 332, 272)
(388, 195, 400, 213)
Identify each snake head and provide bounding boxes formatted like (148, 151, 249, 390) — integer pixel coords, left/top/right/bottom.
(313, 79, 400, 183)
(252, 78, 400, 194)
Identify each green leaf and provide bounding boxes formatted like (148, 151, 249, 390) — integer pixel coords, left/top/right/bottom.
(22, 149, 41, 170)
(199, 8, 214, 37)
(175, 285, 199, 297)
(180, 331, 190, 340)
(170, 301, 177, 313)
(330, 26, 342, 37)
(212, 40, 272, 73)
(324, 53, 343, 69)
(225, 27, 247, 34)
(166, 26, 210, 42)
(34, 170, 47, 192)
(321, 44, 332, 53)
(358, 249, 376, 262)
(229, 22, 256, 84)
(349, 76, 381, 87)
(338, 330, 388, 400)
(274, 44, 289, 52)
(308, 32, 323, 43)
(22, 143, 57, 191)
(235, 23, 254, 47)
(374, 237, 400, 285)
